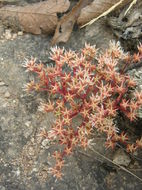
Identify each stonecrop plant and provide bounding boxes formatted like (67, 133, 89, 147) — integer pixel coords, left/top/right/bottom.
(23, 41, 142, 179)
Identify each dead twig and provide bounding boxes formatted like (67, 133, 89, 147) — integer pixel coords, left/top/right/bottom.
(89, 147, 142, 183)
(124, 0, 137, 15)
(81, 0, 126, 28)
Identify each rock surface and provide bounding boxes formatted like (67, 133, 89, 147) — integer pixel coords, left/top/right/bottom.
(113, 149, 131, 167)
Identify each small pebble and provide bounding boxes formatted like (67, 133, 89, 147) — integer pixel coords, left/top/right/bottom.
(2, 102, 9, 108)
(4, 91, 10, 98)
(0, 81, 5, 86)
(25, 121, 31, 127)
(4, 29, 12, 40)
(12, 33, 18, 39)
(41, 139, 49, 148)
(18, 31, 23, 36)
(28, 146, 35, 156)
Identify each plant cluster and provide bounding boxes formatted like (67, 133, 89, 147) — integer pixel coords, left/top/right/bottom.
(23, 41, 142, 179)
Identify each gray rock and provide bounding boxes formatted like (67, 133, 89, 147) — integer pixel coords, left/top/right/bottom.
(113, 149, 131, 167)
